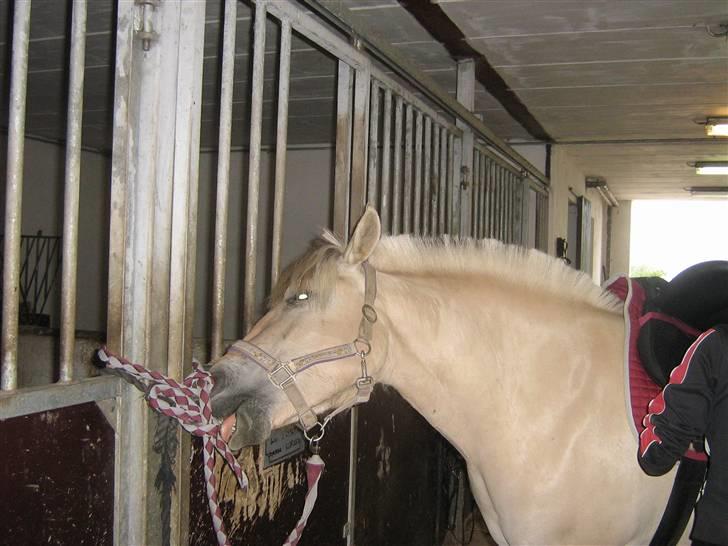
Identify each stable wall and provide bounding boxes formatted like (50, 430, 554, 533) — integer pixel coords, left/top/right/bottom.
(609, 200, 632, 277)
(547, 145, 607, 284)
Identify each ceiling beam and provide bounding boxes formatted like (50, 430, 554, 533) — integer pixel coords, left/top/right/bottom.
(397, 0, 552, 142)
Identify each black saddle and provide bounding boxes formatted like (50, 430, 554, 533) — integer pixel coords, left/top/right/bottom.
(637, 261, 728, 387)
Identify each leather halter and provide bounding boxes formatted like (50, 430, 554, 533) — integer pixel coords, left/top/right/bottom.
(227, 261, 378, 442)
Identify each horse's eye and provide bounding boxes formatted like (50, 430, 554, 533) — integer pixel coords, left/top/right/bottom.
(286, 292, 310, 306)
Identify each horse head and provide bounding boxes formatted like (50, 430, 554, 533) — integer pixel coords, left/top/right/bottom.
(209, 207, 387, 449)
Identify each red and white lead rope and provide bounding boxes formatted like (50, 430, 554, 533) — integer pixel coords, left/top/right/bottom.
(96, 347, 324, 546)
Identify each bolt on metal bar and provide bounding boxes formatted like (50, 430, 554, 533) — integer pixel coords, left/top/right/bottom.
(367, 82, 380, 208)
(413, 110, 423, 235)
(334, 61, 353, 239)
(271, 18, 292, 289)
(243, 0, 268, 334)
(422, 116, 432, 236)
(392, 95, 403, 235)
(211, 0, 238, 358)
(403, 103, 413, 233)
(2, 0, 31, 391)
(430, 124, 440, 234)
(59, 0, 88, 383)
(380, 88, 392, 233)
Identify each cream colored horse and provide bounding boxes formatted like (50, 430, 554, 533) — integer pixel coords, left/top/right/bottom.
(210, 207, 683, 545)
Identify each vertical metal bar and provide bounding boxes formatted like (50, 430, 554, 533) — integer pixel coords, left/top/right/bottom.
(243, 0, 268, 334)
(422, 116, 432, 236)
(471, 150, 480, 238)
(413, 110, 423, 234)
(483, 157, 491, 239)
(350, 69, 370, 228)
(1, 0, 31, 391)
(479, 154, 487, 238)
(392, 96, 403, 234)
(430, 124, 440, 234)
(367, 82, 380, 207)
(499, 167, 506, 242)
(380, 88, 392, 233)
(438, 127, 447, 234)
(271, 19, 291, 288)
(59, 0, 88, 382)
(334, 61, 353, 238)
(403, 103, 413, 233)
(447, 133, 456, 234)
(489, 160, 496, 238)
(211, 0, 237, 360)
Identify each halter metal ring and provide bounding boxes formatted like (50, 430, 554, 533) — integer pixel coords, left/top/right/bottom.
(354, 337, 371, 356)
(304, 422, 326, 444)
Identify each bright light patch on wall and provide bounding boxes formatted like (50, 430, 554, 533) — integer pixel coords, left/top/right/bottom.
(695, 161, 728, 175)
(705, 117, 728, 137)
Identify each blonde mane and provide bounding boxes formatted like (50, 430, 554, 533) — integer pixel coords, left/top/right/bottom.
(273, 231, 621, 314)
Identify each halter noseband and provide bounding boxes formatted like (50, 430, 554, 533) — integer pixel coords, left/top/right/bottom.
(226, 261, 378, 444)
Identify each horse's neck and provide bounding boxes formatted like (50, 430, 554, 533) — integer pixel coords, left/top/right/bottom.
(376, 272, 624, 458)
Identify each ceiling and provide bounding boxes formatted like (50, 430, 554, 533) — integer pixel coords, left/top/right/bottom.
(336, 0, 728, 199)
(1, 0, 726, 199)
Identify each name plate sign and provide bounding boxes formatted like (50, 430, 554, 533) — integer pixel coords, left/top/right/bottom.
(263, 426, 305, 468)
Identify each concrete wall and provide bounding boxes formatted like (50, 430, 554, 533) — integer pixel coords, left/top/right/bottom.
(609, 200, 632, 277)
(547, 145, 608, 284)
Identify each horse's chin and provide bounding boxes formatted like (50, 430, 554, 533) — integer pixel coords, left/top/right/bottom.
(224, 399, 273, 450)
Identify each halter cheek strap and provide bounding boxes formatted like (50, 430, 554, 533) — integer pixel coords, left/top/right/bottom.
(228, 261, 378, 438)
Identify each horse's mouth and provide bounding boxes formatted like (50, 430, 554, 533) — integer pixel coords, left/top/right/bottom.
(215, 398, 273, 450)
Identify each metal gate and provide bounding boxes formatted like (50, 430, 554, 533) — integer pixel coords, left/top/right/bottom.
(1, 1, 549, 544)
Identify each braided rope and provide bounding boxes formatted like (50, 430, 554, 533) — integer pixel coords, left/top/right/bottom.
(97, 347, 247, 546)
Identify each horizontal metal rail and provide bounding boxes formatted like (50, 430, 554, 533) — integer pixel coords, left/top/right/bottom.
(0, 375, 121, 420)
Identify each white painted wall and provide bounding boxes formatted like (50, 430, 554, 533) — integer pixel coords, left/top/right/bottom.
(511, 143, 548, 175)
(610, 200, 632, 277)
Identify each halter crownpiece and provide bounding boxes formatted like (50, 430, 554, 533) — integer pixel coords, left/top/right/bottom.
(228, 261, 378, 443)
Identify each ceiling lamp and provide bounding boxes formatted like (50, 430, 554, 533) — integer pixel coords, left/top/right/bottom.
(694, 161, 728, 175)
(683, 186, 728, 196)
(705, 117, 728, 137)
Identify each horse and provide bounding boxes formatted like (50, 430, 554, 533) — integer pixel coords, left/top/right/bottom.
(209, 206, 684, 545)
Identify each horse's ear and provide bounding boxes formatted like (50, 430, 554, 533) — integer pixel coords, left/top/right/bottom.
(344, 205, 381, 265)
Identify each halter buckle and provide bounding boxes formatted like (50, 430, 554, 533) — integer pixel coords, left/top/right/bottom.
(269, 362, 296, 389)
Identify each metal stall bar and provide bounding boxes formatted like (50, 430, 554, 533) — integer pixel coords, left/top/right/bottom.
(1, 0, 31, 391)
(413, 110, 423, 234)
(350, 69, 370, 226)
(211, 0, 238, 360)
(471, 149, 480, 238)
(367, 82, 380, 207)
(59, 0, 88, 382)
(447, 133, 456, 234)
(243, 0, 268, 334)
(500, 166, 507, 242)
(403, 104, 413, 233)
(271, 19, 292, 287)
(334, 61, 353, 239)
(481, 154, 488, 238)
(482, 156, 490, 239)
(380, 88, 392, 233)
(430, 124, 440, 234)
(392, 95, 403, 234)
(422, 116, 432, 236)
(438, 127, 447, 234)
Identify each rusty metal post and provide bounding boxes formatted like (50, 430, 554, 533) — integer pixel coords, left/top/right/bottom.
(1, 0, 31, 391)
(271, 18, 292, 287)
(59, 0, 87, 382)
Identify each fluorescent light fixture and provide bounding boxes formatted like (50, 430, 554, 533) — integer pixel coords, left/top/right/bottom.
(705, 117, 728, 137)
(695, 161, 728, 175)
(683, 186, 728, 196)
